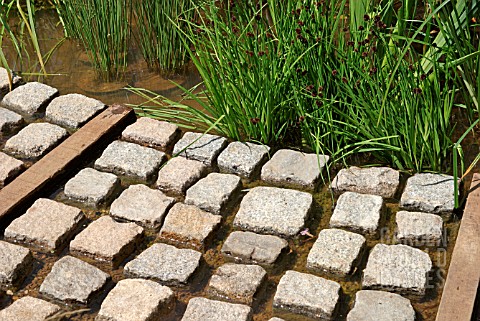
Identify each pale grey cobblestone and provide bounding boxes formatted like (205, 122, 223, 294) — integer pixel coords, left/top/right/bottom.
(181, 297, 252, 321)
(0, 241, 33, 289)
(217, 142, 270, 179)
(173, 132, 228, 166)
(122, 117, 180, 149)
(2, 82, 58, 114)
(0, 296, 60, 321)
(0, 152, 23, 187)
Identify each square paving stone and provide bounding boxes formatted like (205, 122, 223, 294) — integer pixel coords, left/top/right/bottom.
(0, 152, 23, 187)
(233, 186, 313, 237)
(207, 263, 267, 305)
(362, 244, 432, 295)
(0, 67, 22, 95)
(96, 279, 175, 321)
(124, 243, 202, 286)
(396, 211, 444, 247)
(122, 117, 180, 150)
(400, 173, 455, 216)
(331, 166, 400, 198)
(306, 228, 366, 276)
(330, 191, 384, 235)
(94, 140, 166, 182)
(156, 156, 208, 194)
(217, 142, 270, 179)
(0, 241, 33, 289)
(110, 184, 175, 229)
(269, 319, 285, 321)
(0, 296, 61, 321)
(0, 107, 22, 133)
(45, 93, 105, 129)
(4, 123, 68, 158)
(4, 198, 84, 252)
(2, 82, 58, 114)
(181, 297, 252, 321)
(261, 149, 329, 190)
(64, 168, 120, 207)
(39, 255, 110, 304)
(346, 290, 415, 321)
(221, 231, 288, 266)
(70, 216, 143, 267)
(273, 270, 341, 320)
(185, 173, 242, 215)
(159, 203, 221, 250)
(173, 132, 228, 166)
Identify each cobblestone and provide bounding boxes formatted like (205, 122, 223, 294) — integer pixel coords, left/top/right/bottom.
(362, 244, 432, 295)
(217, 142, 270, 179)
(173, 132, 227, 166)
(347, 290, 415, 321)
(0, 241, 32, 289)
(261, 149, 329, 190)
(273, 270, 341, 320)
(94, 140, 166, 182)
(156, 156, 207, 194)
(2, 82, 58, 114)
(70, 216, 143, 267)
(159, 203, 221, 250)
(4, 198, 84, 252)
(110, 184, 175, 229)
(124, 243, 202, 286)
(0, 107, 22, 133)
(96, 279, 175, 321)
(185, 173, 241, 215)
(0, 67, 22, 95)
(330, 191, 384, 235)
(39, 255, 110, 304)
(396, 211, 444, 247)
(122, 117, 179, 149)
(306, 228, 366, 276)
(181, 297, 252, 321)
(64, 168, 119, 207)
(0, 296, 60, 321)
(233, 186, 312, 237)
(0, 152, 23, 187)
(221, 231, 288, 266)
(331, 166, 400, 198)
(4, 123, 67, 158)
(45, 93, 105, 129)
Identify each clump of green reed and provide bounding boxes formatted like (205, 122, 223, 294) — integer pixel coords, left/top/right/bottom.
(134, 0, 194, 72)
(54, 0, 132, 81)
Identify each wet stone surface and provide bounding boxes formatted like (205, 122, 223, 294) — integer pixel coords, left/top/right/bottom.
(217, 141, 270, 179)
(181, 297, 252, 321)
(159, 203, 222, 250)
(110, 184, 175, 229)
(45, 93, 105, 129)
(207, 263, 267, 305)
(4, 198, 84, 252)
(396, 211, 444, 247)
(400, 173, 455, 216)
(122, 117, 180, 150)
(306, 228, 366, 276)
(331, 166, 400, 198)
(330, 191, 384, 235)
(273, 270, 341, 320)
(4, 122, 68, 158)
(96, 279, 175, 321)
(64, 168, 119, 207)
(0, 296, 60, 321)
(221, 231, 288, 266)
(0, 152, 23, 187)
(156, 156, 208, 195)
(233, 186, 312, 237)
(124, 243, 202, 286)
(362, 244, 433, 296)
(94, 140, 166, 182)
(0, 107, 22, 133)
(173, 132, 228, 166)
(2, 82, 58, 114)
(0, 241, 32, 289)
(39, 255, 110, 304)
(347, 290, 415, 321)
(69, 216, 143, 267)
(0, 67, 22, 95)
(185, 172, 242, 215)
(261, 149, 329, 190)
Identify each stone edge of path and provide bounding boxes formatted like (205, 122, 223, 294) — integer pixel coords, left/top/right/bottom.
(0, 104, 136, 228)
(435, 173, 480, 321)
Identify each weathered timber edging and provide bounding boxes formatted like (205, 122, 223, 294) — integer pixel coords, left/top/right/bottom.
(0, 105, 136, 228)
(436, 173, 480, 321)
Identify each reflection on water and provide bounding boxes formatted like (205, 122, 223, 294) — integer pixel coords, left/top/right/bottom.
(4, 10, 202, 107)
